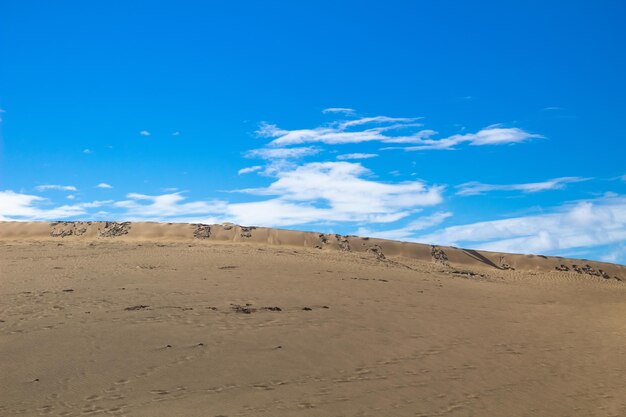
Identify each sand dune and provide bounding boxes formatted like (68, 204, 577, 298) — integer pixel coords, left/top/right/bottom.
(1, 221, 625, 416)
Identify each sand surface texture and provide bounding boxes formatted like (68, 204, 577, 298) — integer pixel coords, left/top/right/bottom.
(1, 221, 625, 416)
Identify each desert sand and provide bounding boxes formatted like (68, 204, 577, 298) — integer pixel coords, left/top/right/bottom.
(1, 221, 625, 417)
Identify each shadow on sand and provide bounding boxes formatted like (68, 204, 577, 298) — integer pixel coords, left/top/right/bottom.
(462, 249, 503, 270)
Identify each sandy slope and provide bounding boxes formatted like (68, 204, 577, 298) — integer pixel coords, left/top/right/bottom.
(1, 221, 625, 416)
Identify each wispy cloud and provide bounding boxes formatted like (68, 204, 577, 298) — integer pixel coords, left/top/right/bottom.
(456, 177, 590, 196)
(322, 107, 355, 115)
(357, 211, 453, 241)
(256, 111, 540, 150)
(600, 244, 626, 263)
(139, 130, 151, 136)
(114, 193, 225, 219)
(82, 149, 93, 154)
(232, 161, 443, 225)
(172, 131, 181, 136)
(336, 153, 378, 160)
(244, 146, 320, 160)
(238, 166, 263, 175)
(96, 183, 113, 189)
(394, 126, 542, 151)
(415, 195, 626, 257)
(259, 116, 428, 147)
(0, 190, 108, 221)
(337, 116, 422, 129)
(35, 184, 78, 192)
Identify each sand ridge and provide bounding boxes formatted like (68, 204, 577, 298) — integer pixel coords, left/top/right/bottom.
(1, 221, 624, 280)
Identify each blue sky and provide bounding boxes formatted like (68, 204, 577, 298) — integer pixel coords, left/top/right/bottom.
(1, 1, 625, 263)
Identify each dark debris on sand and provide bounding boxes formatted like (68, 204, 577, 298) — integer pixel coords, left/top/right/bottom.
(125, 305, 150, 311)
(193, 224, 211, 239)
(99, 222, 131, 237)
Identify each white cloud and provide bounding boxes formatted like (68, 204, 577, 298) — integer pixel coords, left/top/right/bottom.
(415, 196, 626, 257)
(238, 166, 263, 175)
(337, 116, 422, 129)
(600, 244, 626, 263)
(67, 195, 76, 200)
(357, 211, 453, 241)
(96, 183, 113, 189)
(234, 162, 443, 225)
(83, 149, 92, 154)
(98, 161, 443, 227)
(456, 177, 590, 196)
(265, 127, 381, 146)
(244, 146, 320, 160)
(172, 131, 180, 136)
(259, 119, 427, 147)
(35, 185, 78, 192)
(397, 126, 542, 151)
(114, 193, 226, 220)
(139, 130, 151, 136)
(255, 122, 288, 138)
(225, 199, 342, 226)
(0, 190, 108, 221)
(467, 126, 540, 145)
(322, 108, 355, 115)
(257, 114, 539, 150)
(0, 191, 45, 220)
(336, 153, 379, 160)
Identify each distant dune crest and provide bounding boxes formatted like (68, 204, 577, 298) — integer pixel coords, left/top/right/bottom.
(0, 221, 624, 280)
